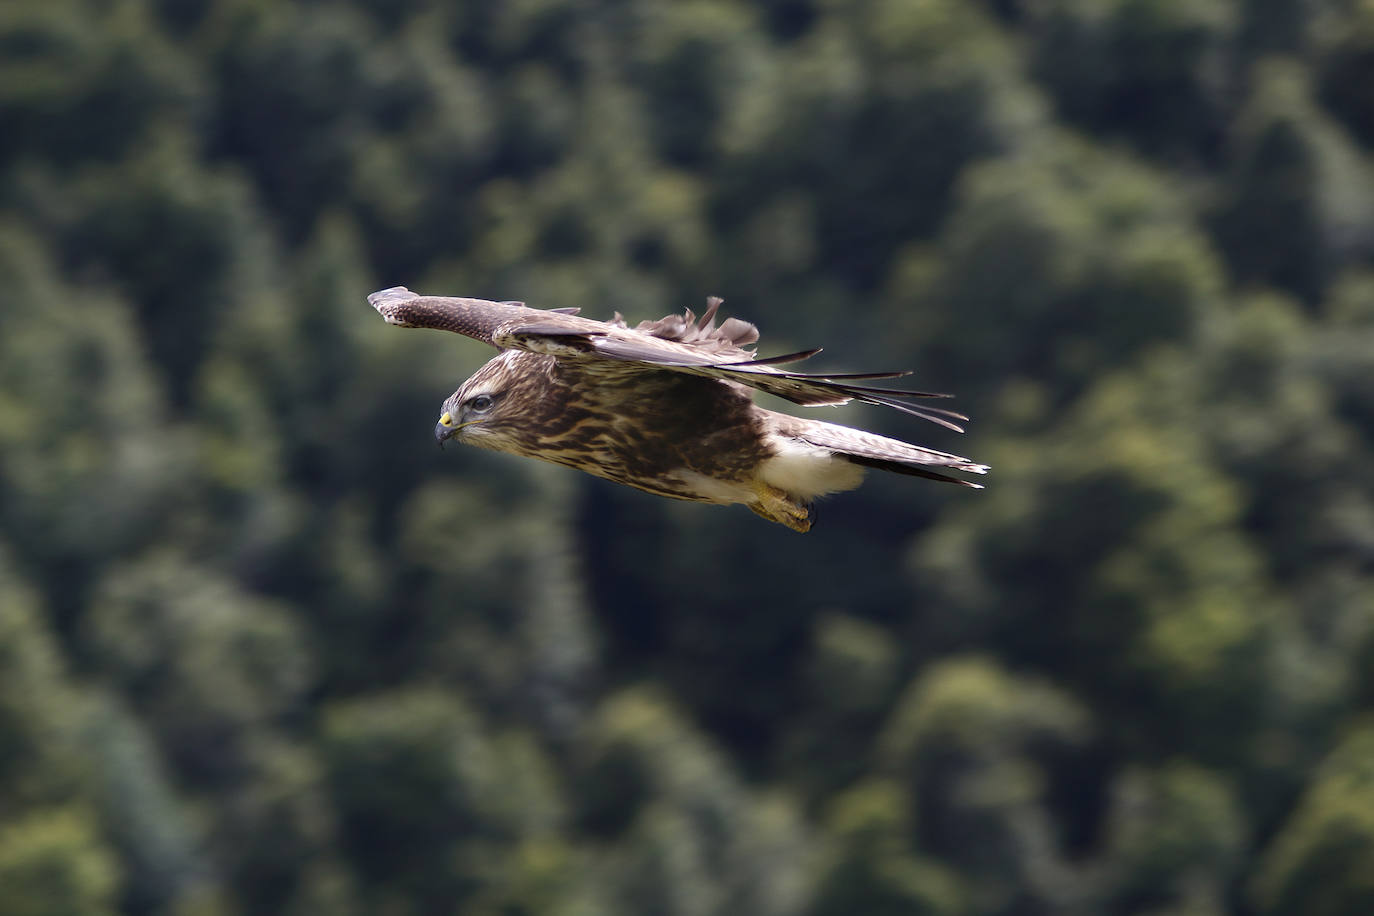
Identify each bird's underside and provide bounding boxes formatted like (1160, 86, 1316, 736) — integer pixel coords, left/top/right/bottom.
(368, 287, 988, 532)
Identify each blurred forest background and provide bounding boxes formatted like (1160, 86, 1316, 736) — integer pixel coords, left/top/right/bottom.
(2, 0, 1374, 914)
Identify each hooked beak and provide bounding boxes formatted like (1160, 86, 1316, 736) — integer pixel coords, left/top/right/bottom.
(435, 412, 462, 447)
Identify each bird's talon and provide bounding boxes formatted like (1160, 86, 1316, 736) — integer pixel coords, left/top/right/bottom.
(749, 483, 814, 533)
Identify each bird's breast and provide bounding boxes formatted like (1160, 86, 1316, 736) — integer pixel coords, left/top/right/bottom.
(504, 368, 772, 498)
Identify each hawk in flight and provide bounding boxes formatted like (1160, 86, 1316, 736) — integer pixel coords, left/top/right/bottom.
(369, 288, 987, 532)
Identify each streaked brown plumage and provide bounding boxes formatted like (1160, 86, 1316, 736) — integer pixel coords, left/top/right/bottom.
(369, 287, 987, 531)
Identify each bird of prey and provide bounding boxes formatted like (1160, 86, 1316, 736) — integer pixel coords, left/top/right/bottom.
(369, 287, 987, 532)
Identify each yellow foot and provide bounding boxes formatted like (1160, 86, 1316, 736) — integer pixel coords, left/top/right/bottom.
(747, 483, 814, 533)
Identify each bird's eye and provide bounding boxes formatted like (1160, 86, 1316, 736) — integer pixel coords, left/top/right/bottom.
(469, 395, 494, 413)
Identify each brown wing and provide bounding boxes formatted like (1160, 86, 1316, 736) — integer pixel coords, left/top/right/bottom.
(369, 287, 970, 432)
(368, 287, 594, 347)
(493, 299, 970, 432)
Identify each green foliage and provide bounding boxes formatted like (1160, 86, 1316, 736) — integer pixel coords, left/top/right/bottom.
(811, 780, 967, 916)
(1214, 60, 1374, 303)
(1030, 0, 1239, 159)
(1, 0, 1373, 913)
(890, 134, 1223, 400)
(1253, 723, 1374, 915)
(0, 224, 187, 571)
(0, 547, 86, 810)
(1317, 0, 1374, 145)
(322, 686, 568, 912)
(75, 695, 212, 914)
(579, 688, 812, 916)
(0, 0, 201, 169)
(877, 658, 1090, 912)
(0, 808, 120, 916)
(1104, 761, 1243, 912)
(82, 552, 312, 772)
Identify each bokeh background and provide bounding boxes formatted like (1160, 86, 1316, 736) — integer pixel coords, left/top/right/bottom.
(3, 0, 1374, 913)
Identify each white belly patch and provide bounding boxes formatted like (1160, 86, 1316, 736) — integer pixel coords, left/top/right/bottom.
(759, 441, 865, 500)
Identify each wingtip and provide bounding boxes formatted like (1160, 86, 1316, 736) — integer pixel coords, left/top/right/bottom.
(368, 286, 419, 324)
(954, 468, 989, 488)
(368, 286, 415, 304)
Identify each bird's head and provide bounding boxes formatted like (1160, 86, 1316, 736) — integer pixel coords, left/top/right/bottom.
(435, 390, 498, 446)
(434, 351, 533, 451)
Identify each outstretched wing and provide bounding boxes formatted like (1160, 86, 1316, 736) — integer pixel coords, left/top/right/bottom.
(368, 287, 590, 346)
(369, 287, 969, 432)
(493, 299, 970, 432)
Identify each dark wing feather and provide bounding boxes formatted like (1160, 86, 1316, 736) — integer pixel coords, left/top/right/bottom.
(843, 454, 983, 487)
(706, 369, 969, 431)
(775, 369, 911, 380)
